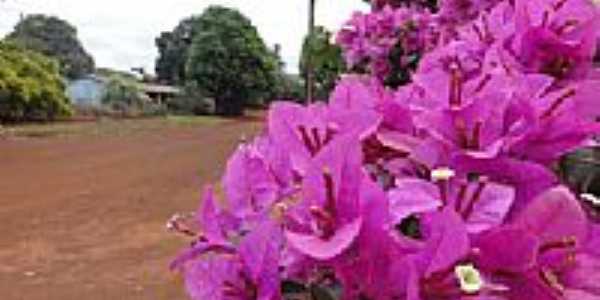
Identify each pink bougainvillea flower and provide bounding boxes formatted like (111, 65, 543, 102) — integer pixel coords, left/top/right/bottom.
(453, 155, 558, 217)
(182, 220, 283, 300)
(326, 76, 383, 138)
(474, 186, 600, 299)
(335, 175, 427, 300)
(401, 208, 478, 300)
(399, 187, 597, 300)
(222, 140, 281, 219)
(413, 62, 600, 164)
(268, 94, 379, 176)
(283, 133, 365, 260)
(411, 41, 486, 111)
(268, 101, 332, 174)
(438, 0, 505, 25)
(371, 0, 436, 10)
(389, 173, 515, 234)
(457, 1, 516, 47)
(171, 0, 600, 298)
(337, 6, 439, 81)
(170, 186, 240, 271)
(328, 75, 382, 112)
(501, 80, 600, 164)
(509, 0, 600, 81)
(413, 89, 509, 159)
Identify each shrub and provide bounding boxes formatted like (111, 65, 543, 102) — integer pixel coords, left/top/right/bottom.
(102, 76, 141, 107)
(168, 83, 215, 115)
(0, 41, 72, 123)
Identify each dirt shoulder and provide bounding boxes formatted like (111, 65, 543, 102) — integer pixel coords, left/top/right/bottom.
(0, 116, 263, 300)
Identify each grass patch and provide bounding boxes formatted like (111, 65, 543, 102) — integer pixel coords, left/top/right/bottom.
(2, 115, 230, 139)
(164, 115, 225, 126)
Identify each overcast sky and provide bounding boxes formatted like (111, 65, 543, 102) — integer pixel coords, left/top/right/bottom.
(0, 0, 368, 74)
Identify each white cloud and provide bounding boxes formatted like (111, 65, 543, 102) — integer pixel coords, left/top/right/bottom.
(0, 0, 368, 74)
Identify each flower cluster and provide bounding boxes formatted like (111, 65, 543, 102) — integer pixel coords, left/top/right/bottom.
(171, 0, 600, 299)
(437, 0, 505, 25)
(337, 6, 438, 84)
(370, 0, 439, 11)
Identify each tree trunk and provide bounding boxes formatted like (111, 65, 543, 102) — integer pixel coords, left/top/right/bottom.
(305, 0, 316, 105)
(216, 96, 245, 117)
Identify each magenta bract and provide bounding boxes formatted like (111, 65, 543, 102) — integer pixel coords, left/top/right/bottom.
(172, 0, 600, 299)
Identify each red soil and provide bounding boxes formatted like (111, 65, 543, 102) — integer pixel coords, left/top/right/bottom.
(0, 117, 263, 299)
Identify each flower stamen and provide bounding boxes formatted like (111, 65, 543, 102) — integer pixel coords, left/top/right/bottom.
(449, 66, 463, 108)
(462, 178, 488, 219)
(540, 88, 576, 120)
(310, 206, 335, 239)
(539, 236, 577, 254)
(455, 264, 484, 294)
(298, 125, 317, 155)
(432, 167, 455, 206)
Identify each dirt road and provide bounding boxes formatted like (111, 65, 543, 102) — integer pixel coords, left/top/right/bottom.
(0, 117, 263, 299)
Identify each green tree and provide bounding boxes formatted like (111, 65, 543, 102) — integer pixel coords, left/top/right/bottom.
(300, 26, 346, 100)
(0, 41, 72, 122)
(102, 76, 141, 107)
(7, 14, 95, 79)
(186, 6, 278, 116)
(306, 0, 316, 103)
(155, 16, 199, 85)
(276, 73, 306, 102)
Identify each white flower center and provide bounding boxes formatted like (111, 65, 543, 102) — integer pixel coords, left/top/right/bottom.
(581, 193, 600, 206)
(455, 264, 484, 294)
(431, 167, 455, 181)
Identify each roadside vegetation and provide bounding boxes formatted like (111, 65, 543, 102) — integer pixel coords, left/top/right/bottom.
(1, 115, 230, 139)
(0, 41, 72, 122)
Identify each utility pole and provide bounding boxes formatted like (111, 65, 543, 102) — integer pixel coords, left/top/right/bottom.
(306, 0, 315, 104)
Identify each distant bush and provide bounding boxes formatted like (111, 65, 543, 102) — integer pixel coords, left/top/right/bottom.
(102, 76, 141, 107)
(139, 102, 169, 117)
(97, 75, 164, 117)
(0, 41, 72, 123)
(168, 82, 215, 115)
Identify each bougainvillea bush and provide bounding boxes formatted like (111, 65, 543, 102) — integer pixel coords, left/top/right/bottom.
(169, 0, 600, 299)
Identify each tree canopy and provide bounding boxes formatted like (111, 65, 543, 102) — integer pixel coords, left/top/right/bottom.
(186, 6, 279, 116)
(0, 41, 72, 122)
(7, 14, 95, 79)
(155, 16, 200, 85)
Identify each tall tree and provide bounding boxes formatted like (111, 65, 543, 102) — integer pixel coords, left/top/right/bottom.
(155, 16, 199, 85)
(300, 26, 346, 100)
(306, 0, 316, 104)
(7, 14, 95, 79)
(186, 6, 278, 116)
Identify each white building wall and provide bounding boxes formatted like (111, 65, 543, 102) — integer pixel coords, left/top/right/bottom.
(66, 79, 107, 107)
